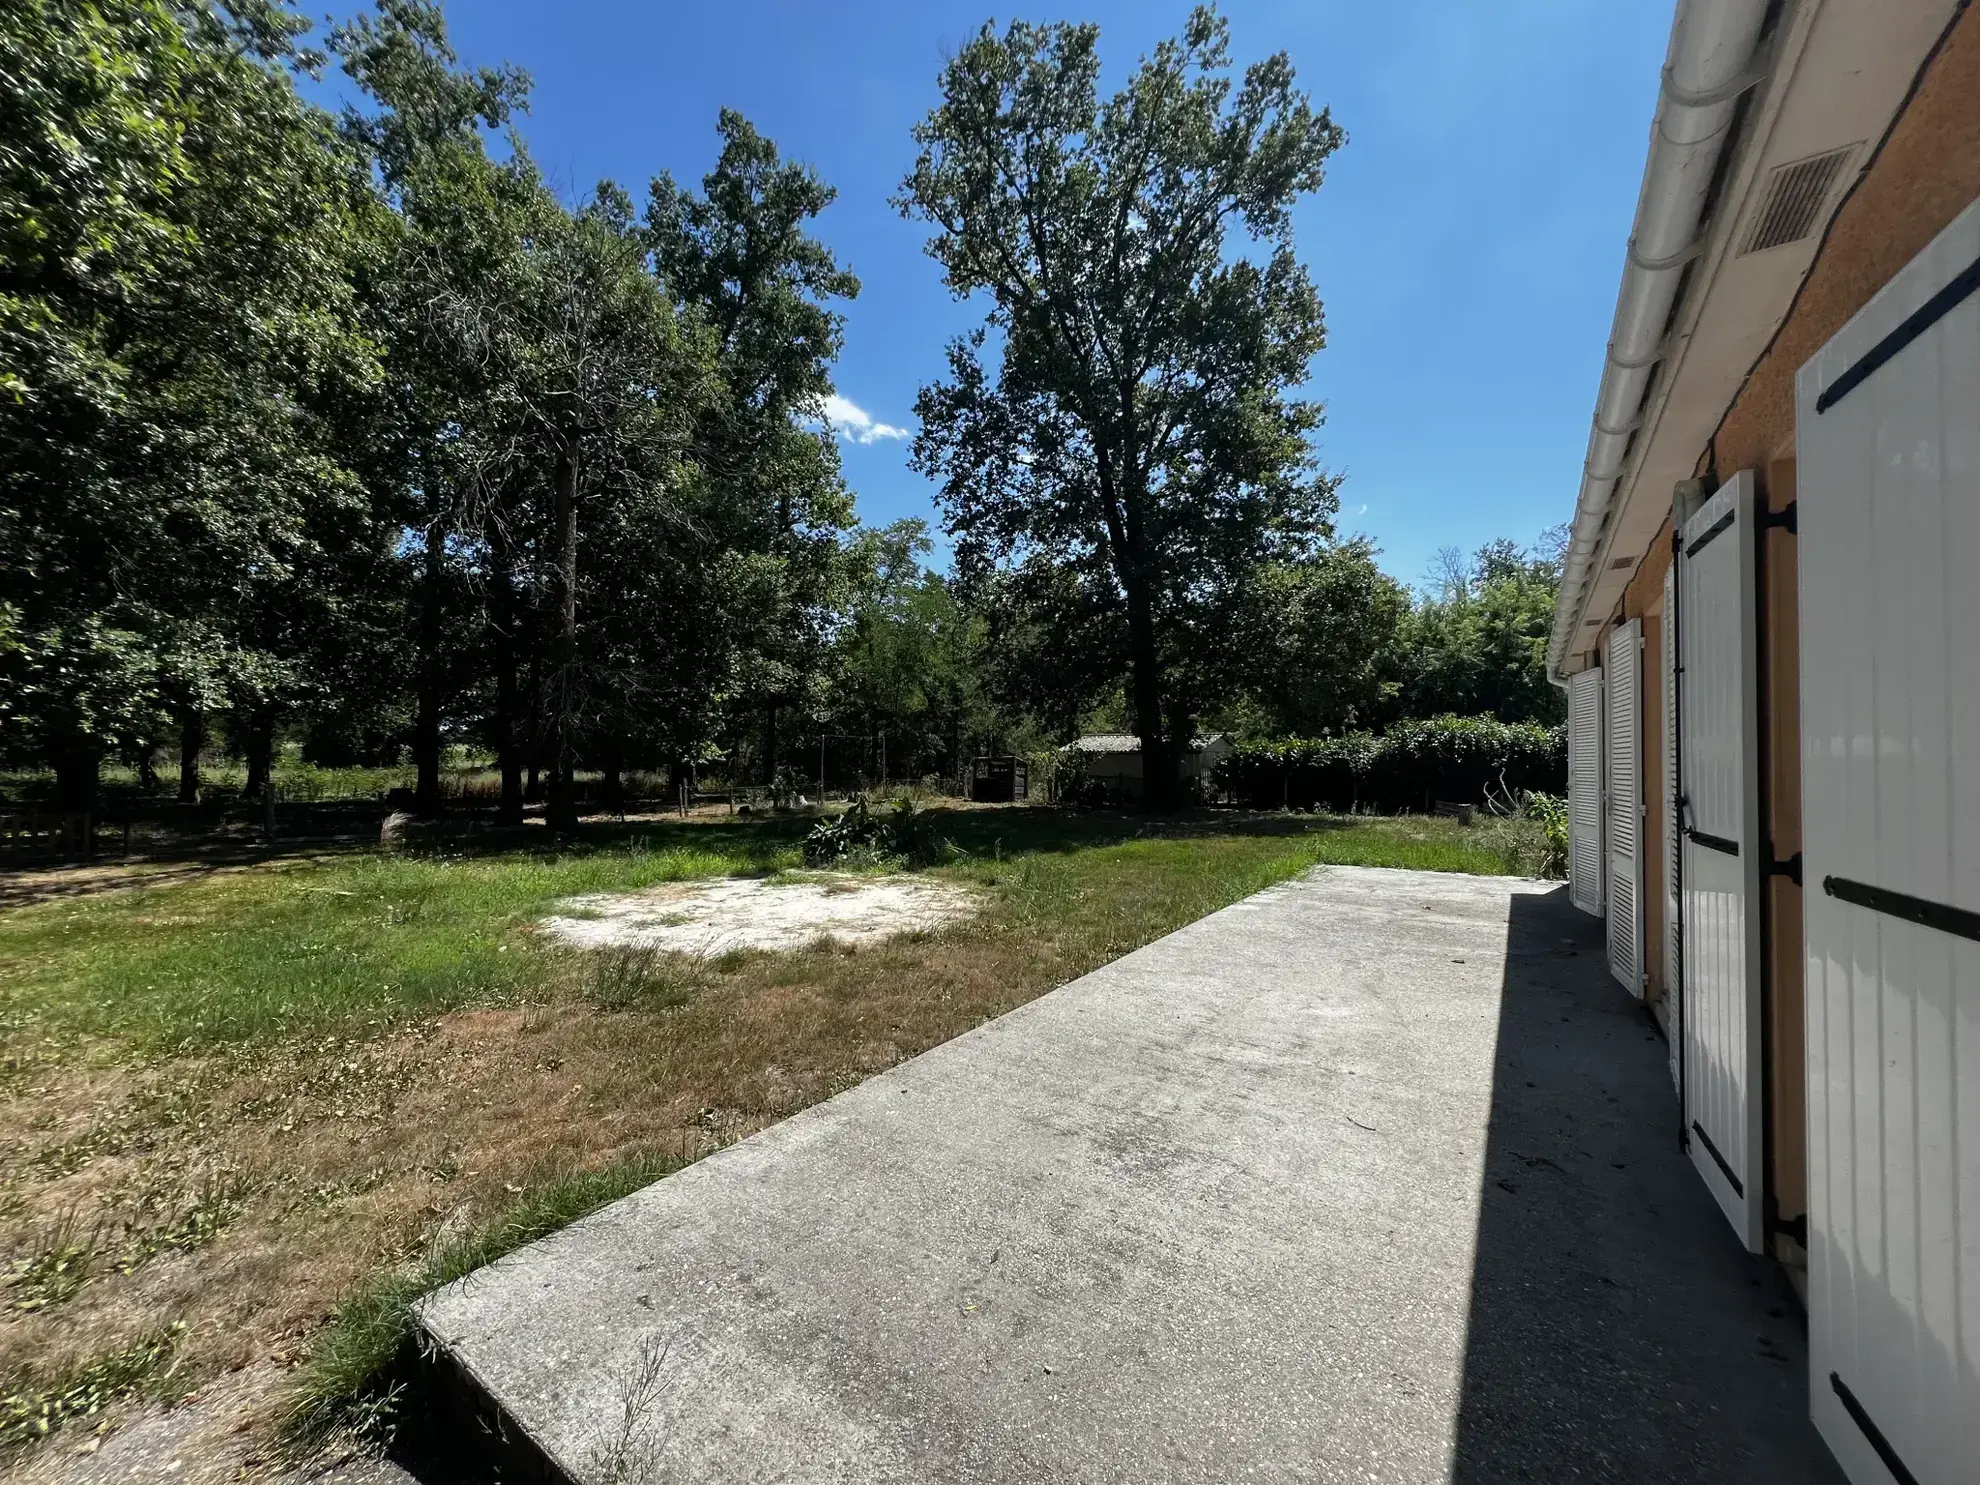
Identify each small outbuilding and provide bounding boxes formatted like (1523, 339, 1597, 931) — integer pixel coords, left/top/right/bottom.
(967, 756, 1029, 803)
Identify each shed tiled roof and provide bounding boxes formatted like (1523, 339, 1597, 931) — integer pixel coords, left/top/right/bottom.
(1070, 734, 1143, 754)
(1068, 733, 1231, 755)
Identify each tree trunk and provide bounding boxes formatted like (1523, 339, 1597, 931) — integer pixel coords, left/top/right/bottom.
(491, 536, 525, 826)
(242, 717, 274, 802)
(1123, 579, 1173, 809)
(177, 709, 204, 804)
(1098, 455, 1172, 810)
(413, 517, 445, 818)
(525, 653, 543, 801)
(54, 741, 100, 815)
(546, 444, 582, 832)
(762, 701, 779, 786)
(599, 732, 623, 811)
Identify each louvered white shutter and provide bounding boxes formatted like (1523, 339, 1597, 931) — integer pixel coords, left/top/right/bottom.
(1568, 666, 1605, 917)
(1605, 621, 1644, 993)
(1663, 565, 1681, 1091)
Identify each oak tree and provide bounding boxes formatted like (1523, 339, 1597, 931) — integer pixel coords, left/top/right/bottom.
(898, 6, 1344, 803)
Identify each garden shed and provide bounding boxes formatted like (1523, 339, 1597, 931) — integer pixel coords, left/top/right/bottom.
(967, 756, 1029, 803)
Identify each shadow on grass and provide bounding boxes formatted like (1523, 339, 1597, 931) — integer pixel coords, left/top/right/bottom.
(390, 803, 1373, 869)
(0, 802, 1377, 910)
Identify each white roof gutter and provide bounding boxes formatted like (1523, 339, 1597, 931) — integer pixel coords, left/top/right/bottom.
(1548, 0, 1775, 680)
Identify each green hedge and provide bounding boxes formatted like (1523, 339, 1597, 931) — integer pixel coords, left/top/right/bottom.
(1216, 715, 1566, 813)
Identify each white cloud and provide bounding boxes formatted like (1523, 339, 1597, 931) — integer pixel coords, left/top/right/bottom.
(820, 393, 910, 445)
(1353, 503, 1369, 516)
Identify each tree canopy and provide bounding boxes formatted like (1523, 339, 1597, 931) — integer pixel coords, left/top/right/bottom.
(899, 5, 1346, 803)
(2, 2, 1564, 817)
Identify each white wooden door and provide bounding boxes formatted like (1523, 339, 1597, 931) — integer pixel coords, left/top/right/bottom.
(1663, 566, 1682, 1091)
(1678, 472, 1764, 1252)
(1606, 620, 1645, 994)
(1568, 666, 1605, 917)
(1797, 194, 1980, 1485)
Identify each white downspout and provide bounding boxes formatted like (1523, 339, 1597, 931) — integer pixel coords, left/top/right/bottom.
(1548, 0, 1774, 683)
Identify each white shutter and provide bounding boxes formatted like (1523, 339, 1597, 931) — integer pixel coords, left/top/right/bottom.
(1797, 194, 1980, 1485)
(1677, 471, 1764, 1252)
(1567, 666, 1605, 916)
(1606, 620, 1644, 994)
(1663, 565, 1682, 1092)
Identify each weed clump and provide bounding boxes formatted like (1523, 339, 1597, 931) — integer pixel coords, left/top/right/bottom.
(4, 1222, 91, 1312)
(578, 945, 710, 1012)
(0, 1326, 182, 1457)
(803, 796, 950, 868)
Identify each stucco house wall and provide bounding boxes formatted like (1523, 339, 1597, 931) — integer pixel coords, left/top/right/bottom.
(1596, 0, 1980, 1278)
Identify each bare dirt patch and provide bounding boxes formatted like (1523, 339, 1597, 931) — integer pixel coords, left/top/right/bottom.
(539, 873, 980, 956)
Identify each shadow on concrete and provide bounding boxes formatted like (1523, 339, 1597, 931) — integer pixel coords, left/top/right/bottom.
(1449, 885, 1842, 1482)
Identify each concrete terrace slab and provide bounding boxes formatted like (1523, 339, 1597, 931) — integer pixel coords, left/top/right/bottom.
(418, 866, 1842, 1483)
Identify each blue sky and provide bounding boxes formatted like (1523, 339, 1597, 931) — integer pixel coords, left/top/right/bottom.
(353, 1, 1673, 591)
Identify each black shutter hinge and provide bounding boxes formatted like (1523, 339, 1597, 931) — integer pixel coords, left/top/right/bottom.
(1769, 851, 1803, 886)
(1764, 502, 1798, 534)
(1770, 1212, 1809, 1248)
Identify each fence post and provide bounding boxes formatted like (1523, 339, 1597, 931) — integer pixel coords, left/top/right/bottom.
(264, 782, 277, 841)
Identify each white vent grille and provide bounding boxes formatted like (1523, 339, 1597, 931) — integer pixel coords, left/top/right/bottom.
(1738, 146, 1856, 256)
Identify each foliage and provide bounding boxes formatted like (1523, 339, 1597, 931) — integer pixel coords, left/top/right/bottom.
(1523, 790, 1570, 878)
(802, 795, 941, 867)
(899, 5, 1346, 804)
(821, 521, 1007, 784)
(1400, 533, 1567, 726)
(1, 0, 386, 805)
(647, 108, 864, 788)
(1216, 715, 1566, 813)
(0, 1325, 183, 1457)
(1, 0, 1568, 830)
(1, 1, 892, 820)
(1234, 540, 1412, 736)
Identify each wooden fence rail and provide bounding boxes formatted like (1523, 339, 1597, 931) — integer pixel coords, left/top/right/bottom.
(0, 810, 96, 856)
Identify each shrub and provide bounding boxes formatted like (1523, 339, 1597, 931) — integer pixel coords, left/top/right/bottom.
(1216, 716, 1566, 813)
(802, 796, 944, 867)
(1523, 791, 1570, 878)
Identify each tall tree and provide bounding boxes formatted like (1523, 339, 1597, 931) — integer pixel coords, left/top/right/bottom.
(899, 5, 1344, 804)
(332, 0, 530, 815)
(498, 186, 711, 828)
(1400, 534, 1565, 726)
(1, 0, 384, 808)
(1238, 540, 1411, 737)
(647, 110, 861, 785)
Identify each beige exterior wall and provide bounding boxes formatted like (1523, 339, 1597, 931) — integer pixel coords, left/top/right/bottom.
(1601, 0, 1980, 1283)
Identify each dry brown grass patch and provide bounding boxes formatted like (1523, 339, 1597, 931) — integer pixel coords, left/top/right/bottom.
(0, 912, 1086, 1468)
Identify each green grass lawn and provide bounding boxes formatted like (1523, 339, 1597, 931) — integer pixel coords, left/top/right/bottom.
(0, 808, 1547, 1058)
(0, 839, 790, 1054)
(0, 805, 1554, 1462)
